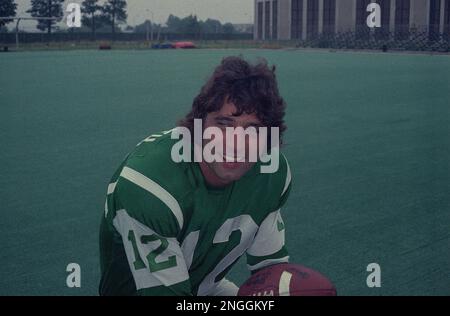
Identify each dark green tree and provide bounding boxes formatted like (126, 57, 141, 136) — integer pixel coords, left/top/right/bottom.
(166, 14, 201, 34)
(164, 14, 238, 36)
(81, 0, 102, 38)
(134, 20, 153, 33)
(101, 0, 127, 39)
(201, 19, 222, 34)
(0, 0, 17, 28)
(223, 23, 235, 34)
(27, 0, 64, 34)
(166, 14, 181, 33)
(182, 15, 201, 34)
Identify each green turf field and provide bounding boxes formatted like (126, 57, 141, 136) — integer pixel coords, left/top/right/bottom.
(0, 49, 449, 295)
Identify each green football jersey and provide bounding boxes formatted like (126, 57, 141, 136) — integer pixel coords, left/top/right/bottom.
(99, 129, 292, 296)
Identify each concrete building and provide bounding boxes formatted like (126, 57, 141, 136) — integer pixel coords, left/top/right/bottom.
(254, 0, 450, 40)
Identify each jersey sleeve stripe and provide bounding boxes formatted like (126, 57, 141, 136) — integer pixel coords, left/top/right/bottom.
(104, 199, 108, 218)
(119, 166, 184, 230)
(247, 256, 290, 271)
(281, 154, 291, 196)
(112, 209, 190, 290)
(107, 181, 117, 195)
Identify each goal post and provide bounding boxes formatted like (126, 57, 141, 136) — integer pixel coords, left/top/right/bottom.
(0, 17, 57, 50)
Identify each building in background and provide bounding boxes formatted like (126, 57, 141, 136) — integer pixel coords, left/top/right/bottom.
(254, 0, 450, 41)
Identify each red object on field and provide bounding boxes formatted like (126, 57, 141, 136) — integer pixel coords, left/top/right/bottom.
(99, 42, 112, 50)
(238, 263, 337, 296)
(173, 41, 196, 49)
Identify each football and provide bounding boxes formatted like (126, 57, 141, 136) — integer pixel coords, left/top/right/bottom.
(238, 263, 337, 296)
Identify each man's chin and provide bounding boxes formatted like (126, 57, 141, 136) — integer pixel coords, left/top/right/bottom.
(214, 164, 250, 182)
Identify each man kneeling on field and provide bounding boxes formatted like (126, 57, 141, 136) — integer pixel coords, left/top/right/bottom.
(99, 56, 292, 296)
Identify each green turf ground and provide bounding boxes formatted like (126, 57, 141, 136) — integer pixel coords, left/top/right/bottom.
(0, 49, 449, 295)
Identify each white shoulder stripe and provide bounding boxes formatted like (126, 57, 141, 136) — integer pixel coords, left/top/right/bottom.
(107, 181, 117, 195)
(281, 154, 291, 196)
(119, 166, 184, 230)
(104, 199, 108, 218)
(247, 256, 290, 271)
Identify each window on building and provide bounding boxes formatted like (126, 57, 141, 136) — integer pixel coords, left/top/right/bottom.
(356, 0, 371, 38)
(306, 0, 319, 39)
(291, 0, 303, 39)
(323, 0, 336, 35)
(258, 2, 263, 40)
(395, 0, 410, 40)
(375, 0, 391, 39)
(272, 0, 278, 40)
(444, 0, 450, 39)
(265, 1, 271, 40)
(429, 0, 441, 40)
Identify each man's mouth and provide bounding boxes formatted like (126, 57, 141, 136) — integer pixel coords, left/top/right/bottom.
(223, 154, 245, 163)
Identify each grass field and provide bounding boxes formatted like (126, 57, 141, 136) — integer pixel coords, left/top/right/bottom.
(0, 49, 449, 295)
(0, 40, 296, 51)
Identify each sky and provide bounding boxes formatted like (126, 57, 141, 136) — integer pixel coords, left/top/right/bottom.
(12, 0, 254, 31)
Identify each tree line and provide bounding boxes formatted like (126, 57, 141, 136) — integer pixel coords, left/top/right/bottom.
(0, 0, 245, 36)
(0, 0, 127, 36)
(0, 0, 18, 31)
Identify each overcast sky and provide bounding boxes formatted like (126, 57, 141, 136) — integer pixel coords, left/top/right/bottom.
(13, 0, 254, 30)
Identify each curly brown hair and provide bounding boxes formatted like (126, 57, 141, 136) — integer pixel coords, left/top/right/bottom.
(178, 56, 287, 144)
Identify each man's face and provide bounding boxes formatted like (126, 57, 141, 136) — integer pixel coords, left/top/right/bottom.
(201, 101, 263, 186)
